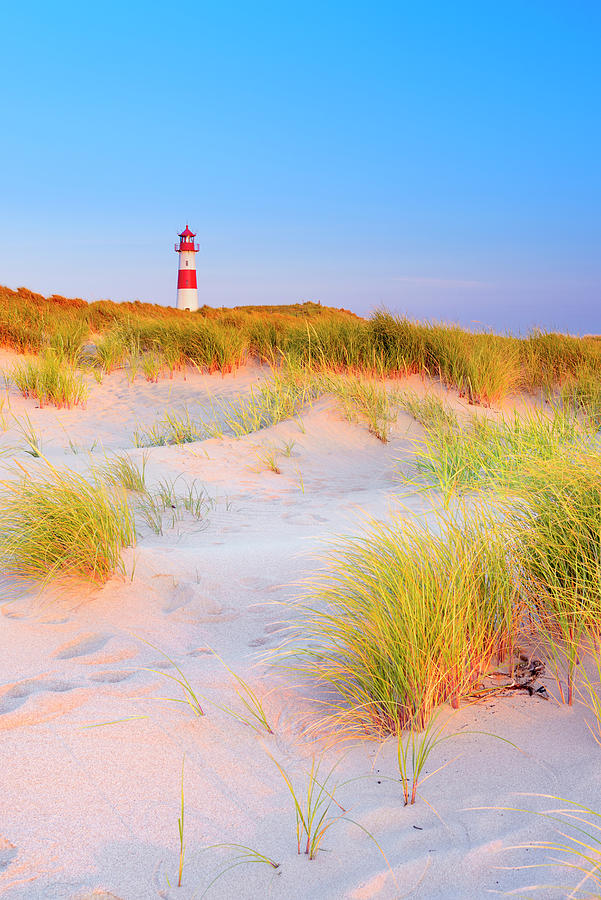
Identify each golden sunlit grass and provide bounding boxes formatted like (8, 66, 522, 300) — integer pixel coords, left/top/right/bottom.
(502, 453, 601, 705)
(133, 370, 320, 446)
(288, 507, 520, 735)
(270, 753, 348, 859)
(0, 460, 135, 584)
(3, 285, 601, 407)
(100, 453, 148, 493)
(561, 365, 601, 428)
(402, 403, 591, 497)
(325, 373, 399, 442)
(284, 416, 601, 737)
(12, 350, 88, 409)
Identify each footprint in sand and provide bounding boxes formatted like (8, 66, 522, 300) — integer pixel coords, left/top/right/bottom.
(53, 633, 111, 660)
(164, 582, 237, 624)
(0, 677, 86, 729)
(88, 670, 134, 684)
(0, 678, 77, 716)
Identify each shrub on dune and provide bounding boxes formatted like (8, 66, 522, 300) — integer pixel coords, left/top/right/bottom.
(0, 462, 135, 584)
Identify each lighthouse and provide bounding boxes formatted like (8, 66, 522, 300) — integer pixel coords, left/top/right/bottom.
(174, 225, 199, 311)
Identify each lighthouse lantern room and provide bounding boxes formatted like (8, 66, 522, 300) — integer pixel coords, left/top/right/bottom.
(174, 225, 200, 311)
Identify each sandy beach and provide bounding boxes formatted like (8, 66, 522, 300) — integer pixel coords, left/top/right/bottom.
(0, 351, 595, 900)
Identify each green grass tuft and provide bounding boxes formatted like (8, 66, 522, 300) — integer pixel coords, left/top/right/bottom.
(289, 508, 519, 734)
(0, 461, 135, 584)
(12, 351, 88, 409)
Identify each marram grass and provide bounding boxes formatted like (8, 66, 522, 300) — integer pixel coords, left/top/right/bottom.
(133, 371, 321, 447)
(406, 407, 591, 496)
(561, 365, 601, 428)
(290, 507, 520, 735)
(101, 453, 147, 493)
(324, 373, 399, 442)
(12, 350, 88, 409)
(4, 285, 601, 401)
(501, 452, 601, 704)
(0, 461, 135, 584)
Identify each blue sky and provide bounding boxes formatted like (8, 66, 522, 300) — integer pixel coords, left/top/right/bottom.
(1, 1, 599, 333)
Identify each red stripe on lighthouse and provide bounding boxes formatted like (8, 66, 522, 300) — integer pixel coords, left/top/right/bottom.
(178, 270, 197, 288)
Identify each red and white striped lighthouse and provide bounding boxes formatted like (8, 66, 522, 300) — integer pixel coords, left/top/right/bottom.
(174, 225, 200, 311)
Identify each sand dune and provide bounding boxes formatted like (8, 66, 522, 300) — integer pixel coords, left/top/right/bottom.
(0, 353, 592, 899)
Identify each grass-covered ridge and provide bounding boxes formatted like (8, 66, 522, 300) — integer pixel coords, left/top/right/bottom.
(2, 285, 601, 408)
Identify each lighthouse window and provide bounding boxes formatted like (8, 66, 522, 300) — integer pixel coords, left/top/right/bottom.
(185, 260, 188, 266)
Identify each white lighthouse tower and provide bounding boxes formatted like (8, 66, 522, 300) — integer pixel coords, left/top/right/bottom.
(174, 225, 199, 311)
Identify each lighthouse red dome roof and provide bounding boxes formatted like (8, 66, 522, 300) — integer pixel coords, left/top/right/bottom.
(179, 225, 195, 238)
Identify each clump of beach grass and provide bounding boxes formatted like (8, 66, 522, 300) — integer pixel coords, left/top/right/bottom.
(133, 371, 320, 448)
(101, 453, 147, 493)
(133, 408, 221, 447)
(220, 371, 321, 437)
(141, 350, 164, 383)
(395, 713, 450, 806)
(135, 477, 211, 535)
(289, 507, 520, 735)
(407, 409, 590, 497)
(560, 366, 601, 429)
(254, 444, 281, 474)
(161, 341, 187, 378)
(270, 754, 348, 860)
(94, 330, 128, 373)
(396, 390, 459, 430)
(390, 711, 519, 807)
(12, 351, 88, 409)
(520, 329, 600, 392)
(327, 374, 399, 442)
(13, 413, 43, 457)
(48, 321, 88, 364)
(501, 453, 601, 705)
(0, 461, 135, 584)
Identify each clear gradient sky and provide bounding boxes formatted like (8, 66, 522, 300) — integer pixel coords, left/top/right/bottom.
(1, 1, 600, 333)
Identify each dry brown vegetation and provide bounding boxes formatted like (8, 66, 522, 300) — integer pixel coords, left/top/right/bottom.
(2, 285, 601, 411)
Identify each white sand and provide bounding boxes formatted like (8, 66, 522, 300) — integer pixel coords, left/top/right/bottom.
(0, 353, 593, 899)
